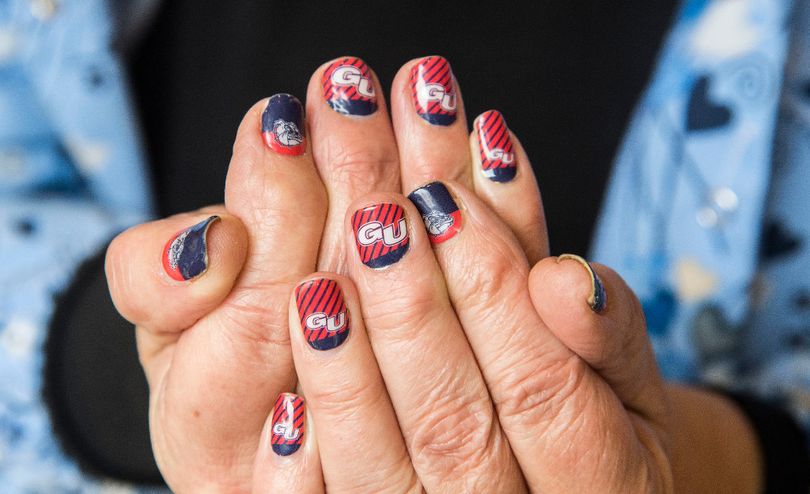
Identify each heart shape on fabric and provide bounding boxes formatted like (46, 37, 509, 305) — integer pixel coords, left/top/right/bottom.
(686, 75, 733, 132)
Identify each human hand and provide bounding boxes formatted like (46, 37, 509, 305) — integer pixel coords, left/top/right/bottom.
(104, 55, 546, 492)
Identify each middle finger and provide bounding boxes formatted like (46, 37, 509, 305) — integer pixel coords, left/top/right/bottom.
(307, 56, 401, 273)
(345, 192, 525, 493)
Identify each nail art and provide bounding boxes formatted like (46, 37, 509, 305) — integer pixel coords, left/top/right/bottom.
(558, 254, 607, 313)
(162, 216, 219, 282)
(352, 203, 410, 268)
(262, 93, 306, 155)
(408, 182, 462, 244)
(322, 57, 377, 116)
(295, 278, 350, 350)
(477, 110, 517, 183)
(410, 56, 457, 126)
(271, 393, 305, 456)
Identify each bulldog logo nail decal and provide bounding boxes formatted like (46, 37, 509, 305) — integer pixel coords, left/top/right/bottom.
(271, 393, 305, 456)
(477, 110, 517, 182)
(296, 278, 350, 351)
(408, 182, 462, 244)
(352, 203, 410, 268)
(410, 56, 457, 126)
(162, 216, 219, 281)
(262, 93, 306, 155)
(323, 57, 378, 116)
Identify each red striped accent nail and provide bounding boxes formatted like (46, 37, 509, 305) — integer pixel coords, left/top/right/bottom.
(477, 110, 516, 182)
(352, 203, 410, 268)
(322, 57, 377, 116)
(271, 393, 305, 456)
(295, 278, 350, 350)
(410, 56, 457, 126)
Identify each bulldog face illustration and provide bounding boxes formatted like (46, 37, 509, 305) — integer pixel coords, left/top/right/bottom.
(423, 211, 454, 236)
(272, 118, 304, 147)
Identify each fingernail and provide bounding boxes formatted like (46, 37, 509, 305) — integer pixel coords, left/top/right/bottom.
(322, 57, 378, 116)
(407, 182, 462, 244)
(271, 393, 305, 456)
(352, 203, 410, 268)
(477, 110, 517, 182)
(558, 254, 607, 313)
(410, 56, 457, 126)
(262, 93, 306, 155)
(295, 278, 350, 350)
(162, 216, 219, 282)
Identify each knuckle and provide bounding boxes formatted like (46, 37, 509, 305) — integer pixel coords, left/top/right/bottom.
(306, 374, 385, 419)
(320, 137, 399, 187)
(496, 352, 588, 429)
(408, 378, 496, 476)
(454, 247, 527, 313)
(361, 280, 443, 341)
(216, 283, 293, 350)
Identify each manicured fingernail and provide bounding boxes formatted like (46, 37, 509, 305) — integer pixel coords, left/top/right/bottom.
(162, 216, 219, 282)
(408, 182, 462, 244)
(262, 93, 306, 155)
(295, 278, 350, 350)
(558, 254, 607, 313)
(322, 57, 377, 116)
(271, 393, 305, 457)
(352, 203, 410, 268)
(410, 56, 457, 126)
(477, 110, 517, 182)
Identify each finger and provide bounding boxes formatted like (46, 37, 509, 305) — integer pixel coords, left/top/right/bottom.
(345, 194, 524, 493)
(307, 57, 401, 273)
(151, 96, 327, 491)
(289, 274, 420, 492)
(391, 56, 473, 192)
(528, 254, 668, 427)
(470, 111, 548, 264)
(252, 393, 324, 494)
(105, 209, 247, 362)
(408, 181, 668, 492)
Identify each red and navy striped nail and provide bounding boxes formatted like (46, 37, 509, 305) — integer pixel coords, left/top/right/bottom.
(477, 110, 516, 182)
(271, 393, 305, 456)
(162, 216, 219, 281)
(322, 57, 377, 116)
(410, 56, 457, 126)
(295, 278, 350, 351)
(352, 203, 410, 268)
(262, 93, 306, 155)
(408, 182, 462, 244)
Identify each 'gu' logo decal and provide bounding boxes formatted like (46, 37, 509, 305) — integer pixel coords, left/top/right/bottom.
(410, 56, 457, 126)
(323, 58, 378, 116)
(477, 110, 517, 182)
(271, 393, 305, 457)
(352, 203, 410, 268)
(295, 278, 350, 351)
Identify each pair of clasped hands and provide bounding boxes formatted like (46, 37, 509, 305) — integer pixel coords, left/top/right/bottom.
(106, 56, 718, 493)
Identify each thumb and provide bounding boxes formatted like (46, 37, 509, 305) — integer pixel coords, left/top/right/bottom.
(528, 254, 670, 432)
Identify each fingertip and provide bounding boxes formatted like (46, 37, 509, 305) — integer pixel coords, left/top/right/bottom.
(105, 210, 249, 332)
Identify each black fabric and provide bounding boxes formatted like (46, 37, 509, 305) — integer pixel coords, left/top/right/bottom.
(54, 0, 810, 489)
(44, 248, 162, 484)
(720, 391, 810, 494)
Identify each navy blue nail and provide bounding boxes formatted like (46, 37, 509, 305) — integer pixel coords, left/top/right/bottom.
(559, 254, 607, 313)
(408, 182, 463, 244)
(262, 93, 306, 155)
(162, 216, 219, 281)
